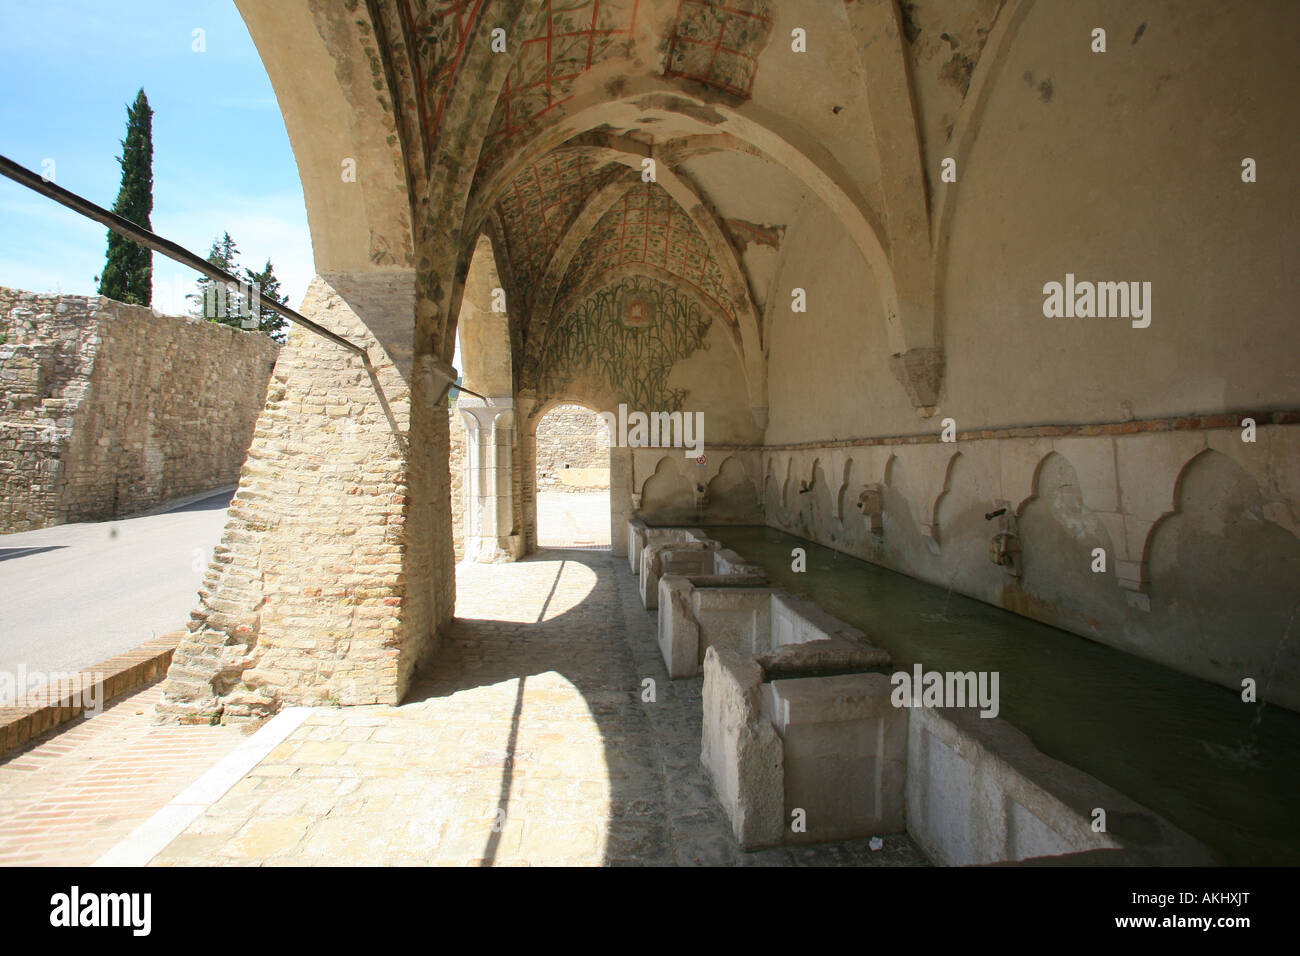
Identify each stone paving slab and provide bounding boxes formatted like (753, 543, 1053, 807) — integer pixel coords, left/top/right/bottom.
(145, 551, 929, 867)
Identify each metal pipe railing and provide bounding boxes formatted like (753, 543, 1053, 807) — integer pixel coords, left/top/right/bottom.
(1, 153, 365, 354)
(0, 153, 493, 402)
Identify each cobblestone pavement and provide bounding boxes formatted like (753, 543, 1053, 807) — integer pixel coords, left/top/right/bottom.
(149, 551, 929, 866)
(0, 682, 250, 866)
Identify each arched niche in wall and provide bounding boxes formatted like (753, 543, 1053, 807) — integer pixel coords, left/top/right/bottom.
(704, 454, 761, 524)
(638, 455, 696, 526)
(1146, 450, 1300, 708)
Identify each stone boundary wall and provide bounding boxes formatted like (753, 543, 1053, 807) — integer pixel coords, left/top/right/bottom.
(535, 403, 609, 492)
(0, 287, 279, 532)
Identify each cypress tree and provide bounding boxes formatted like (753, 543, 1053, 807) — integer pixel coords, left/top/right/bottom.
(97, 89, 154, 306)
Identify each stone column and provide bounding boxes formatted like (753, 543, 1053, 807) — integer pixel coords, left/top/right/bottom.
(156, 272, 445, 724)
(516, 390, 538, 555)
(609, 446, 631, 557)
(459, 395, 521, 562)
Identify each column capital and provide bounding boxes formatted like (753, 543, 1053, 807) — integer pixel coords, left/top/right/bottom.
(458, 395, 514, 431)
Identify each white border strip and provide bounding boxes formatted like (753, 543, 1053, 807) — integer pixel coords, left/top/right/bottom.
(93, 706, 314, 867)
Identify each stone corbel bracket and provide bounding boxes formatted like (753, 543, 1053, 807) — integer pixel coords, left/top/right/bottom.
(890, 348, 945, 417)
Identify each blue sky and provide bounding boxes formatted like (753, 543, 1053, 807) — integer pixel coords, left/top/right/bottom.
(0, 0, 313, 313)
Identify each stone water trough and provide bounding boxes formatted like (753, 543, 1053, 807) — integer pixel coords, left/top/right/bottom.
(626, 517, 767, 612)
(633, 523, 1214, 865)
(699, 639, 1206, 862)
(626, 518, 706, 575)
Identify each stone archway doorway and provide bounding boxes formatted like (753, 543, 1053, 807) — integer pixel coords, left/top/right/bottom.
(534, 403, 611, 549)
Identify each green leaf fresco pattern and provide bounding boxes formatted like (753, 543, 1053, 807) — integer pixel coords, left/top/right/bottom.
(538, 275, 712, 412)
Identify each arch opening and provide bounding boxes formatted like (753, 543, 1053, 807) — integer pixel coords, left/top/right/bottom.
(533, 402, 612, 550)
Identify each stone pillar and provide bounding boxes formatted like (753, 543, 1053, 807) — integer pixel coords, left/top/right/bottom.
(156, 272, 447, 724)
(516, 390, 538, 555)
(459, 395, 521, 562)
(609, 446, 632, 557)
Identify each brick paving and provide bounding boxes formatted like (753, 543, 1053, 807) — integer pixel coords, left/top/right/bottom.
(148, 551, 929, 866)
(0, 682, 250, 866)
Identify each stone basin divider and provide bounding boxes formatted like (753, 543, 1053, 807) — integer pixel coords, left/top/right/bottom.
(639, 541, 765, 611)
(626, 518, 769, 614)
(631, 521, 1214, 865)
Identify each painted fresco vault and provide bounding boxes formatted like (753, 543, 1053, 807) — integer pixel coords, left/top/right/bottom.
(234, 0, 1022, 417)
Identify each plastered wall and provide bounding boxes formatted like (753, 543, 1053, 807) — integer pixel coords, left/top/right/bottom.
(757, 0, 1300, 708)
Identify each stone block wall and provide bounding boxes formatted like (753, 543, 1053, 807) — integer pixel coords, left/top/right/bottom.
(535, 403, 610, 492)
(0, 287, 278, 532)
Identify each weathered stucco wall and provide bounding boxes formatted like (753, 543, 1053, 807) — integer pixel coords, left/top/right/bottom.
(0, 287, 278, 532)
(764, 199, 917, 445)
(753, 1, 1300, 710)
(766, 0, 1299, 440)
(940, 0, 1299, 425)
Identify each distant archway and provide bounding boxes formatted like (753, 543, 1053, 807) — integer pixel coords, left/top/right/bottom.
(533, 403, 612, 550)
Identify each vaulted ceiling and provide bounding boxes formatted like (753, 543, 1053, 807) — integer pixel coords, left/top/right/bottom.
(243, 0, 1015, 414)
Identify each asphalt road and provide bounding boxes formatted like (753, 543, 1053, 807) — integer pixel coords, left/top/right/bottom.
(0, 487, 234, 686)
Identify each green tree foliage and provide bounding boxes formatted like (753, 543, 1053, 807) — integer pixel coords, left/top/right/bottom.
(189, 232, 242, 322)
(96, 89, 154, 305)
(242, 258, 289, 344)
(188, 233, 289, 343)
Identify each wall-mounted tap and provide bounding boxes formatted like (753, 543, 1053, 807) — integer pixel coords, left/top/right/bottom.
(857, 483, 885, 536)
(985, 500, 1021, 577)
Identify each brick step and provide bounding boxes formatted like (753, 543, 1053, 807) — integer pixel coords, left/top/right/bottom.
(0, 632, 183, 756)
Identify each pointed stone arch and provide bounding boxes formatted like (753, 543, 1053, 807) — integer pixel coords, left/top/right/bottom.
(496, 134, 768, 418)
(461, 77, 916, 375)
